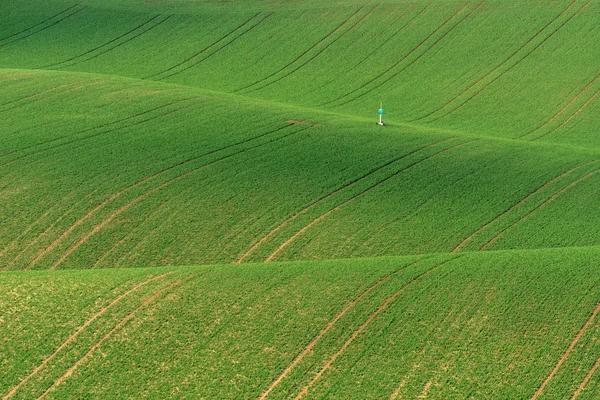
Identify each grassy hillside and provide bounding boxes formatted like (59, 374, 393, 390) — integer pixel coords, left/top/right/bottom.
(1, 0, 599, 398)
(3, 249, 600, 399)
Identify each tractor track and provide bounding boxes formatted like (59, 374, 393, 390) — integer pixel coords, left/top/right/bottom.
(481, 165, 600, 250)
(413, 1, 578, 122)
(257, 258, 427, 399)
(235, 137, 454, 263)
(0, 4, 81, 43)
(1, 271, 173, 400)
(35, 272, 198, 399)
(426, 0, 590, 123)
(293, 257, 460, 399)
(323, 2, 473, 107)
(451, 159, 598, 252)
(265, 140, 476, 262)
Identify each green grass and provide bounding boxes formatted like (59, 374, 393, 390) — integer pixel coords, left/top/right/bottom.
(0, 0, 599, 398)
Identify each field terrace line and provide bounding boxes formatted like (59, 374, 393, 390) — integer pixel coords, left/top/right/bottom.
(264, 139, 477, 262)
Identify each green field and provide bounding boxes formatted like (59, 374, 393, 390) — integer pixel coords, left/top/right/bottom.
(1, 0, 599, 398)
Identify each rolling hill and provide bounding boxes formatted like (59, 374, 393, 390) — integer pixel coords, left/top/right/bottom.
(1, 0, 599, 398)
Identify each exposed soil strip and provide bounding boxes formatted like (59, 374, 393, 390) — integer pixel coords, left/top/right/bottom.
(23, 123, 292, 269)
(146, 12, 261, 79)
(481, 166, 600, 250)
(519, 73, 600, 138)
(530, 300, 600, 399)
(413, 1, 577, 122)
(0, 6, 88, 50)
(257, 258, 425, 399)
(235, 137, 454, 263)
(1, 271, 172, 400)
(41, 15, 161, 69)
(247, 6, 379, 93)
(235, 6, 364, 93)
(0, 4, 80, 43)
(294, 257, 459, 399)
(35, 273, 197, 399)
(533, 87, 600, 141)
(427, 1, 590, 123)
(451, 159, 597, 252)
(159, 12, 274, 81)
(285, 120, 323, 126)
(323, 2, 472, 107)
(571, 352, 600, 399)
(265, 140, 475, 262)
(338, 2, 484, 107)
(49, 126, 308, 270)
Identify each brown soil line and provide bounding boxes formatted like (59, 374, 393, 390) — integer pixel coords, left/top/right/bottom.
(325, 1, 471, 106)
(256, 258, 423, 399)
(235, 137, 454, 263)
(2, 271, 172, 400)
(286, 120, 323, 126)
(530, 301, 600, 400)
(36, 272, 196, 400)
(428, 0, 589, 123)
(414, 0, 577, 122)
(49, 125, 305, 269)
(534, 87, 600, 141)
(520, 73, 600, 138)
(571, 353, 600, 399)
(265, 140, 474, 262)
(293, 257, 458, 399)
(451, 159, 597, 252)
(481, 166, 600, 250)
(236, 6, 364, 93)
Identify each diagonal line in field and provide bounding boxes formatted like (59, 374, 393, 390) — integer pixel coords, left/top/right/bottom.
(533, 87, 600, 141)
(245, 5, 380, 93)
(451, 159, 598, 252)
(235, 6, 365, 93)
(518, 73, 600, 139)
(337, 2, 484, 107)
(323, 1, 473, 107)
(427, 0, 590, 123)
(0, 81, 83, 109)
(0, 100, 195, 170)
(1, 271, 173, 400)
(481, 165, 600, 250)
(265, 140, 476, 262)
(48, 125, 309, 270)
(0, 4, 81, 43)
(293, 257, 460, 399)
(0, 6, 88, 50)
(23, 123, 295, 269)
(235, 137, 455, 263)
(35, 272, 198, 399)
(530, 300, 600, 400)
(413, 0, 578, 122)
(571, 350, 600, 399)
(40, 14, 163, 69)
(257, 257, 428, 399)
(158, 12, 274, 81)
(146, 12, 261, 79)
